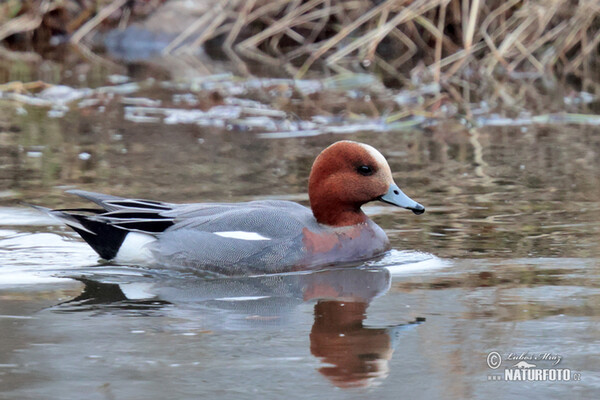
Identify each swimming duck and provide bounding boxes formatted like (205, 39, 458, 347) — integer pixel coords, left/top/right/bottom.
(43, 141, 424, 275)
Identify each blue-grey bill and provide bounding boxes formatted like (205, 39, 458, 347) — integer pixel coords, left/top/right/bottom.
(379, 184, 425, 215)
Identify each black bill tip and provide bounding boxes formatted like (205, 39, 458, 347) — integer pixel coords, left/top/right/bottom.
(379, 183, 425, 215)
(411, 204, 425, 215)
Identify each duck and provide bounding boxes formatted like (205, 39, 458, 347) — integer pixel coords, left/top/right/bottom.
(41, 141, 424, 275)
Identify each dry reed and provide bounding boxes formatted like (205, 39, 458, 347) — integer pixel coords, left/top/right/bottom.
(1, 0, 598, 91)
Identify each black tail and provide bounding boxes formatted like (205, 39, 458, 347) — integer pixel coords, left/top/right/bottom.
(33, 190, 175, 260)
(68, 216, 128, 260)
(33, 205, 128, 260)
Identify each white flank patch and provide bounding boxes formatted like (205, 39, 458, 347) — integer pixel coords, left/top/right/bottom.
(214, 296, 271, 301)
(115, 232, 157, 263)
(213, 231, 271, 241)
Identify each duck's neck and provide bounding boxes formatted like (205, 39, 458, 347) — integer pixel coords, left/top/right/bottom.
(308, 166, 370, 227)
(310, 200, 369, 227)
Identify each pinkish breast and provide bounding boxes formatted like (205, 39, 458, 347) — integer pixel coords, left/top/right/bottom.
(300, 220, 390, 269)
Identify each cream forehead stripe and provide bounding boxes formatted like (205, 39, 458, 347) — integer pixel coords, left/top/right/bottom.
(357, 143, 393, 180)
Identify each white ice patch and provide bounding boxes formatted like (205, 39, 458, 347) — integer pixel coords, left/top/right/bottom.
(213, 231, 271, 241)
(115, 232, 156, 264)
(119, 282, 156, 300)
(364, 250, 451, 276)
(385, 257, 451, 276)
(0, 272, 71, 286)
(378, 250, 452, 276)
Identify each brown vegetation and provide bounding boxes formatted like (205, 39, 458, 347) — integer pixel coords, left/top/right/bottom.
(0, 0, 598, 91)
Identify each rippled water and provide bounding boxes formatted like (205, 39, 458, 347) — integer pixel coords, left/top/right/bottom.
(1, 77, 599, 399)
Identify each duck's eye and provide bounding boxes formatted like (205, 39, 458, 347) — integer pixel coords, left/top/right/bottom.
(357, 165, 374, 176)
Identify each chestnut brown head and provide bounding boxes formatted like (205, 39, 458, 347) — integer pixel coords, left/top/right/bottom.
(308, 141, 424, 226)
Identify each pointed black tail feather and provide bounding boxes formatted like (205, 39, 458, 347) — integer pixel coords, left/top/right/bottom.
(68, 216, 128, 260)
(32, 191, 176, 260)
(32, 205, 128, 260)
(66, 190, 124, 208)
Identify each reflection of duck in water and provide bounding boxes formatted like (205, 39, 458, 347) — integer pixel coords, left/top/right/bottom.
(59, 267, 392, 327)
(58, 266, 423, 388)
(310, 300, 423, 388)
(311, 301, 390, 388)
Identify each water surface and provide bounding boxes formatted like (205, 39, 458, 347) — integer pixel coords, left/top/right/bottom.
(0, 76, 599, 399)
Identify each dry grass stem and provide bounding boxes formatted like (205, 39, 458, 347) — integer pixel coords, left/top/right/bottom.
(70, 0, 128, 44)
(0, 0, 597, 93)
